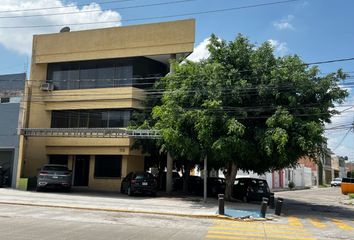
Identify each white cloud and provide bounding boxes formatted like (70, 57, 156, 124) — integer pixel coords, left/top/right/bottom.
(273, 15, 294, 30)
(268, 39, 288, 56)
(0, 0, 121, 55)
(187, 37, 211, 62)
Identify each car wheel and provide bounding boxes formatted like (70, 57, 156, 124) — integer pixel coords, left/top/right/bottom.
(36, 187, 42, 192)
(127, 187, 133, 196)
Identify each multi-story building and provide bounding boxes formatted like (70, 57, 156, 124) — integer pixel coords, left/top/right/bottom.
(0, 73, 26, 188)
(18, 19, 195, 191)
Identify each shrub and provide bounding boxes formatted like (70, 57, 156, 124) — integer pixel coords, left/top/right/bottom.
(288, 181, 295, 190)
(349, 193, 354, 199)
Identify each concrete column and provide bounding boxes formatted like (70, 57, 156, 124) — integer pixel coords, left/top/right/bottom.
(166, 152, 173, 193)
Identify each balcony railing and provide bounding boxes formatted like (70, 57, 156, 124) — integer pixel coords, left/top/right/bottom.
(20, 128, 161, 139)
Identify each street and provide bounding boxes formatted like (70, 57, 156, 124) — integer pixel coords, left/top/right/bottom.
(0, 187, 353, 240)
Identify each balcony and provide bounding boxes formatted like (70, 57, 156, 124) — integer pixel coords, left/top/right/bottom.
(20, 128, 161, 139)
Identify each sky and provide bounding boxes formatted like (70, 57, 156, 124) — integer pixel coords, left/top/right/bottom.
(0, 0, 353, 161)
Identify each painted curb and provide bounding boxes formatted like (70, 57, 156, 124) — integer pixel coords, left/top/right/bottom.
(0, 201, 267, 221)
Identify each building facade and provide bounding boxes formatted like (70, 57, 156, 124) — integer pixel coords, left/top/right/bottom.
(0, 73, 26, 188)
(18, 19, 195, 191)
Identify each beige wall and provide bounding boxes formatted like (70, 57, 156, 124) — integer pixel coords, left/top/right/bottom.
(33, 19, 195, 64)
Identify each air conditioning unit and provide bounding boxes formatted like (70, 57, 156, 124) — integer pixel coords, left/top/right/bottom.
(40, 83, 54, 91)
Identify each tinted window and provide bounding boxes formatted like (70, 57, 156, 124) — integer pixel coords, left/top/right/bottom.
(94, 155, 122, 178)
(51, 109, 134, 128)
(47, 57, 167, 90)
(49, 155, 68, 165)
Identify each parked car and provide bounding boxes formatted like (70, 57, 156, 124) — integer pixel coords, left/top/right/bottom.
(174, 175, 204, 194)
(157, 171, 181, 191)
(232, 177, 271, 202)
(36, 164, 72, 191)
(121, 171, 158, 196)
(331, 178, 342, 187)
(207, 177, 226, 197)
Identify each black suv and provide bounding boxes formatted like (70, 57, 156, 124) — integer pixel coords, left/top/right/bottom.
(121, 171, 158, 196)
(233, 177, 271, 202)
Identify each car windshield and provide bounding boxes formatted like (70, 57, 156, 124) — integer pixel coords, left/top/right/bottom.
(334, 178, 342, 181)
(43, 166, 68, 171)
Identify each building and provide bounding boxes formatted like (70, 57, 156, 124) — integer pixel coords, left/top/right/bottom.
(0, 73, 26, 188)
(18, 19, 195, 191)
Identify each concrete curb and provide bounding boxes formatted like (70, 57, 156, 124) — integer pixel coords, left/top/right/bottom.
(0, 201, 267, 222)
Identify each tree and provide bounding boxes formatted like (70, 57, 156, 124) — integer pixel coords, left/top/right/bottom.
(152, 34, 348, 200)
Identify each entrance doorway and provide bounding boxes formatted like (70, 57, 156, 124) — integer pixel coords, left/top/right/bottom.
(73, 155, 90, 186)
(0, 150, 14, 187)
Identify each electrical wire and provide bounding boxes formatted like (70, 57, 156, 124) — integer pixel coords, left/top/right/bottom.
(0, 0, 196, 19)
(0, 0, 139, 14)
(0, 0, 300, 28)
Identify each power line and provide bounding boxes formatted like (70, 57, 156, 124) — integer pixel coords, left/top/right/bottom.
(0, 0, 196, 19)
(333, 127, 353, 151)
(0, 0, 300, 29)
(0, 0, 138, 14)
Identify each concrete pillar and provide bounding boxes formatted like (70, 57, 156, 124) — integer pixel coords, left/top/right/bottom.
(166, 152, 173, 193)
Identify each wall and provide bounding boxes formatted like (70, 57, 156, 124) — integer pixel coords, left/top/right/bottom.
(0, 102, 20, 187)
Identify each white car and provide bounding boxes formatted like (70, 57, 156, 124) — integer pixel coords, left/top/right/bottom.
(330, 178, 342, 187)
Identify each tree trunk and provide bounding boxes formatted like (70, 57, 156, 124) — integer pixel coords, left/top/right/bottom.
(223, 162, 238, 201)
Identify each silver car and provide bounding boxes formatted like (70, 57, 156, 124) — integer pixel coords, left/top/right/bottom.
(330, 178, 342, 187)
(37, 164, 72, 191)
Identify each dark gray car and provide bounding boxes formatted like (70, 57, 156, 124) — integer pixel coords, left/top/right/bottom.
(37, 164, 72, 191)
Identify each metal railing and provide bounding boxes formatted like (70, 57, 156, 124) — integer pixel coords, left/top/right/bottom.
(20, 128, 161, 139)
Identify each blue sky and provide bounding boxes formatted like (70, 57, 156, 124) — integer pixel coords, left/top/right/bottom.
(0, 0, 353, 161)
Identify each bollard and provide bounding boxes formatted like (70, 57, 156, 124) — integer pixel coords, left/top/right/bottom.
(275, 198, 283, 216)
(218, 194, 225, 215)
(260, 200, 268, 218)
(269, 193, 275, 209)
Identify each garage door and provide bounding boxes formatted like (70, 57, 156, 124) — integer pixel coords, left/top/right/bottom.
(0, 150, 13, 187)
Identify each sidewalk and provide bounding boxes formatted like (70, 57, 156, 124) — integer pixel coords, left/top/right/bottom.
(0, 188, 267, 219)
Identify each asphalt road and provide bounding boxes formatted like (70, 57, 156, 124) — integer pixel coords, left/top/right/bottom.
(0, 187, 353, 240)
(0, 204, 211, 240)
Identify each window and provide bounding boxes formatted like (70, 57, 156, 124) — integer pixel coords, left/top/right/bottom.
(0, 98, 10, 103)
(51, 109, 134, 128)
(49, 155, 68, 165)
(94, 155, 122, 178)
(47, 57, 167, 90)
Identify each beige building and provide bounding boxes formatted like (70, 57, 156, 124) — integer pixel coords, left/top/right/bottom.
(18, 19, 195, 191)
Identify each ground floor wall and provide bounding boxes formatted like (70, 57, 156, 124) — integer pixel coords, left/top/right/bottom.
(19, 137, 145, 191)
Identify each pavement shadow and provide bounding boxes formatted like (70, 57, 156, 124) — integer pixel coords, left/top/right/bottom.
(280, 197, 354, 221)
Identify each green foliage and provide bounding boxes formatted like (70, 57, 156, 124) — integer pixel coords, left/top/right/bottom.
(288, 181, 295, 190)
(348, 193, 354, 199)
(144, 34, 348, 175)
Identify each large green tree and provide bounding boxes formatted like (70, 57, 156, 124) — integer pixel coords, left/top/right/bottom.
(152, 34, 348, 200)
